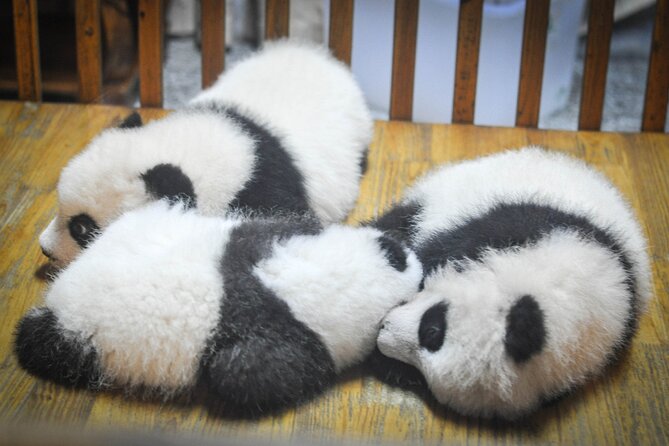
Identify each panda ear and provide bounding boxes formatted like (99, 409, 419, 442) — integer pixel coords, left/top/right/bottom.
(504, 295, 546, 363)
(118, 111, 143, 129)
(141, 163, 197, 208)
(376, 234, 408, 272)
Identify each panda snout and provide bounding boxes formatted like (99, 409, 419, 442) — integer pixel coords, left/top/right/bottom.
(40, 245, 56, 261)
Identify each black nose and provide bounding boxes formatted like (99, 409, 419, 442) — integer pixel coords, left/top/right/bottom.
(41, 246, 55, 260)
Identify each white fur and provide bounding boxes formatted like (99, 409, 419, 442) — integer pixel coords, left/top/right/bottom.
(46, 202, 239, 391)
(42, 40, 372, 267)
(377, 147, 652, 419)
(255, 225, 423, 371)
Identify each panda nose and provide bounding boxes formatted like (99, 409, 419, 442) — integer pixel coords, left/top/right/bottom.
(41, 246, 55, 261)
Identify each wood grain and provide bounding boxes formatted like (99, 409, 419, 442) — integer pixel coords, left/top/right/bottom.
(138, 0, 164, 107)
(515, 0, 550, 128)
(452, 0, 484, 124)
(642, 0, 669, 132)
(75, 0, 103, 103)
(201, 0, 226, 89)
(579, 0, 614, 131)
(265, 0, 290, 40)
(328, 0, 354, 66)
(12, 0, 41, 101)
(0, 101, 668, 445)
(389, 0, 419, 121)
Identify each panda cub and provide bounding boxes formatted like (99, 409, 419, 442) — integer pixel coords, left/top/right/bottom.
(39, 40, 373, 267)
(373, 147, 652, 419)
(16, 201, 422, 415)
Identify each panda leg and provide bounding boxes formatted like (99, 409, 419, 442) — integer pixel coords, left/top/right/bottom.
(201, 330, 336, 417)
(14, 307, 102, 389)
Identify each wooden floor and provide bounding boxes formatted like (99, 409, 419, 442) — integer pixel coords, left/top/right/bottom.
(0, 100, 667, 445)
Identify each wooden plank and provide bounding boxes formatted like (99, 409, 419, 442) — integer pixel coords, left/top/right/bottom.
(515, 0, 550, 128)
(578, 0, 614, 131)
(0, 101, 668, 444)
(389, 0, 419, 121)
(642, 0, 669, 132)
(12, 0, 41, 101)
(328, 0, 354, 66)
(265, 0, 290, 40)
(201, 0, 226, 89)
(138, 0, 164, 107)
(75, 0, 103, 103)
(452, 0, 484, 124)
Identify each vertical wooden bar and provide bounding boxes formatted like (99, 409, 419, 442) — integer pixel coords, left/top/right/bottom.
(265, 0, 290, 40)
(452, 0, 483, 124)
(389, 0, 419, 121)
(578, 0, 614, 131)
(328, 0, 354, 65)
(515, 0, 550, 128)
(138, 0, 164, 107)
(642, 0, 669, 132)
(201, 0, 226, 88)
(12, 0, 41, 101)
(75, 0, 103, 103)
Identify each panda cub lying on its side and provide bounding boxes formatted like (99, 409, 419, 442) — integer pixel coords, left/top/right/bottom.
(372, 147, 652, 419)
(16, 202, 422, 415)
(40, 40, 372, 267)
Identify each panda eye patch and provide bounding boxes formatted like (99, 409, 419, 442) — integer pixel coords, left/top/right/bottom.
(68, 214, 99, 249)
(419, 302, 448, 352)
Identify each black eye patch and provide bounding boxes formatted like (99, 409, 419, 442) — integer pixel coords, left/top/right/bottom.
(68, 214, 100, 249)
(418, 302, 448, 352)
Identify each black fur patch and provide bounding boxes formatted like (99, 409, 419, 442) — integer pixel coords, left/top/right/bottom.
(370, 201, 423, 243)
(416, 202, 638, 361)
(68, 213, 100, 249)
(141, 163, 197, 207)
(377, 235, 408, 272)
(504, 295, 546, 363)
(200, 216, 336, 417)
(418, 302, 448, 352)
(199, 104, 312, 217)
(118, 111, 143, 129)
(14, 307, 102, 388)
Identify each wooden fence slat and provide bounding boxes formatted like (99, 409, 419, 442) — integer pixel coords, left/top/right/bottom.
(452, 0, 483, 124)
(328, 0, 354, 65)
(642, 0, 669, 132)
(515, 0, 550, 128)
(138, 0, 164, 107)
(201, 0, 226, 89)
(389, 0, 419, 121)
(578, 0, 614, 131)
(75, 0, 102, 103)
(265, 0, 290, 40)
(12, 0, 41, 101)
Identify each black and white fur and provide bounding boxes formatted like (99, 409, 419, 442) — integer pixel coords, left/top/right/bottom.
(17, 201, 422, 415)
(373, 147, 652, 419)
(39, 40, 373, 267)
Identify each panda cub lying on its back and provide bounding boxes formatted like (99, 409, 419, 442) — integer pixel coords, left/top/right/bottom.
(16, 202, 422, 415)
(40, 40, 372, 267)
(373, 147, 652, 419)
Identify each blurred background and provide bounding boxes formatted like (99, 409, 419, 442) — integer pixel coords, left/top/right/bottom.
(1, 0, 666, 132)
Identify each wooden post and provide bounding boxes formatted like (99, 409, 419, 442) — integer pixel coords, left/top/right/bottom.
(75, 0, 103, 103)
(138, 0, 164, 107)
(12, 0, 41, 101)
(452, 0, 483, 124)
(389, 0, 419, 121)
(201, 0, 226, 89)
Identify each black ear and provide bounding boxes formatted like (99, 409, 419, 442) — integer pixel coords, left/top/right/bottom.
(377, 234, 408, 272)
(504, 295, 546, 363)
(118, 111, 143, 129)
(14, 307, 102, 388)
(141, 163, 197, 208)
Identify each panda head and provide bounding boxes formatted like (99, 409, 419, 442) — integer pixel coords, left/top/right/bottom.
(39, 112, 197, 267)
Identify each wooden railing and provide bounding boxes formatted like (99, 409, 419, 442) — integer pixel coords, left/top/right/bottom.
(10, 0, 669, 132)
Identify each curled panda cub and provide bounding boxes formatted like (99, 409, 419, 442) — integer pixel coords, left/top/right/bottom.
(40, 40, 372, 267)
(16, 202, 422, 415)
(374, 147, 652, 419)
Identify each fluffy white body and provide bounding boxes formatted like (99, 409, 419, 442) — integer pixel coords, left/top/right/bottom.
(40, 40, 373, 267)
(18, 202, 422, 413)
(375, 147, 652, 419)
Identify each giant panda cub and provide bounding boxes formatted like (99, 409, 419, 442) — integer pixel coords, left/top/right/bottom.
(373, 147, 652, 419)
(16, 201, 422, 415)
(39, 40, 373, 267)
